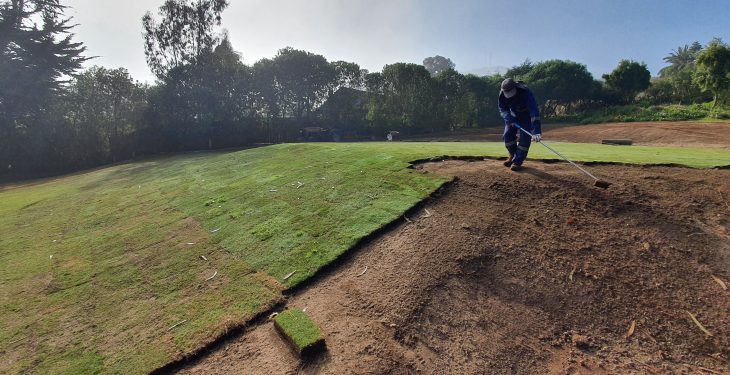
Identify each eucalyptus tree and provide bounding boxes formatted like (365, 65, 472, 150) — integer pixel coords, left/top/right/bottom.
(142, 0, 229, 78)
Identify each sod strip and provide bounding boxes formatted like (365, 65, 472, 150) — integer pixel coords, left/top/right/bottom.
(273, 308, 326, 357)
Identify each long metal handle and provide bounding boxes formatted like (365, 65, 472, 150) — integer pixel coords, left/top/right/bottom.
(513, 124, 600, 181)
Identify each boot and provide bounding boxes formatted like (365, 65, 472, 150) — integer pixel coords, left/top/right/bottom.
(503, 155, 514, 167)
(510, 163, 523, 171)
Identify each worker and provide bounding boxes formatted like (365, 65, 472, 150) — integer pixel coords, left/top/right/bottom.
(498, 78, 542, 171)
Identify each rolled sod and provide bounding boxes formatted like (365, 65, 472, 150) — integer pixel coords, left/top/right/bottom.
(273, 308, 326, 357)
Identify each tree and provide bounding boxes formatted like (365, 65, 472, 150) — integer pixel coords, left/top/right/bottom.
(423, 55, 455, 77)
(366, 63, 438, 133)
(331, 60, 366, 91)
(694, 39, 730, 106)
(655, 42, 705, 103)
(0, 0, 88, 121)
(640, 78, 675, 104)
(659, 42, 702, 76)
(142, 0, 229, 78)
(522, 60, 596, 115)
(0, 0, 89, 175)
(251, 57, 281, 122)
(602, 60, 651, 102)
(434, 68, 466, 129)
(365, 72, 385, 94)
(270, 47, 336, 121)
(65, 66, 148, 162)
(148, 35, 254, 150)
(505, 59, 534, 81)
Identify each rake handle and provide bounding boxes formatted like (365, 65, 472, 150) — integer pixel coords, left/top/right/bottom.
(512, 123, 601, 182)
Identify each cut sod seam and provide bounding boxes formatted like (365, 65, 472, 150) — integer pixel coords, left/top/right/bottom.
(273, 308, 325, 357)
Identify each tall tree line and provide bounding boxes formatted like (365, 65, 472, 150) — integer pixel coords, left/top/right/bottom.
(1, 0, 729, 180)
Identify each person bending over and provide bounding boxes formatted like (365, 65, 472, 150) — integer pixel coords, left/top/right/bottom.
(498, 78, 542, 171)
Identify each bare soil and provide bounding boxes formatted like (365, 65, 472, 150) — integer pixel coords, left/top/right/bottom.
(401, 121, 730, 148)
(543, 121, 730, 148)
(177, 160, 730, 375)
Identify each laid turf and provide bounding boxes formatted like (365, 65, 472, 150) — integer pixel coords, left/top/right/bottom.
(1, 141, 729, 374)
(273, 308, 325, 355)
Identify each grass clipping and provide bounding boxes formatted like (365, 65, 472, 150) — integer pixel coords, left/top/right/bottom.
(274, 308, 326, 357)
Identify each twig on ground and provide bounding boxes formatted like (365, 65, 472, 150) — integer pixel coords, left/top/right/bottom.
(403, 215, 412, 223)
(718, 189, 730, 212)
(211, 228, 220, 233)
(569, 266, 576, 282)
(688, 232, 706, 237)
(205, 271, 218, 281)
(283, 271, 296, 280)
(711, 275, 727, 290)
(185, 242, 195, 245)
(357, 266, 368, 277)
(269, 189, 277, 192)
(686, 310, 713, 336)
(423, 208, 432, 218)
(627, 320, 636, 338)
(199, 255, 208, 261)
(168, 320, 187, 331)
(296, 182, 304, 189)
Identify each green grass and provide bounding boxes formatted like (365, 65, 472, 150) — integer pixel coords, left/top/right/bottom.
(553, 103, 730, 124)
(273, 308, 324, 355)
(1, 142, 729, 374)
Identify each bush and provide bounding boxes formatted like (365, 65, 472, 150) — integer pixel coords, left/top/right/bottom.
(557, 102, 729, 124)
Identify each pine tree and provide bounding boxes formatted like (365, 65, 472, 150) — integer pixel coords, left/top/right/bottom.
(0, 0, 89, 125)
(1, 0, 89, 174)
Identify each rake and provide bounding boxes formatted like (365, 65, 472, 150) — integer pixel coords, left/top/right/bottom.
(512, 123, 612, 189)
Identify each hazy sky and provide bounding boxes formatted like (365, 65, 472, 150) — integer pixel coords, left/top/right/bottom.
(65, 0, 729, 83)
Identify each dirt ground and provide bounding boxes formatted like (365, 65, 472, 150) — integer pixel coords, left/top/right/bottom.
(544, 122, 730, 148)
(401, 121, 730, 148)
(175, 160, 729, 375)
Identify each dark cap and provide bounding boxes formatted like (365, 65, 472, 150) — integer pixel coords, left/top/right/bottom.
(501, 78, 517, 98)
(501, 78, 516, 91)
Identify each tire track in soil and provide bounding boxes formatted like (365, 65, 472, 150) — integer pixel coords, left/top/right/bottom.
(177, 160, 730, 375)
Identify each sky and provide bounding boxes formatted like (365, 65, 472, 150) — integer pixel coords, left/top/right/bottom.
(65, 0, 729, 83)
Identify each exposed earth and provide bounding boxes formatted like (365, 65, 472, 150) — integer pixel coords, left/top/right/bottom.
(544, 121, 730, 148)
(175, 159, 730, 374)
(403, 121, 730, 148)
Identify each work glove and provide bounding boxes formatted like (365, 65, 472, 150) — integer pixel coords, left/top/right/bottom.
(532, 133, 542, 142)
(532, 119, 542, 134)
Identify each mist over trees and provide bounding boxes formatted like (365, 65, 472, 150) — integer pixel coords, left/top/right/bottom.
(0, 0, 727, 180)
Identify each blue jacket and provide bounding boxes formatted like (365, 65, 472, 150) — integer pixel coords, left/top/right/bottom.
(498, 83, 542, 134)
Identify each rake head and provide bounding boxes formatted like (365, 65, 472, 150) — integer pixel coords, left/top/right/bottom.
(594, 179, 612, 189)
